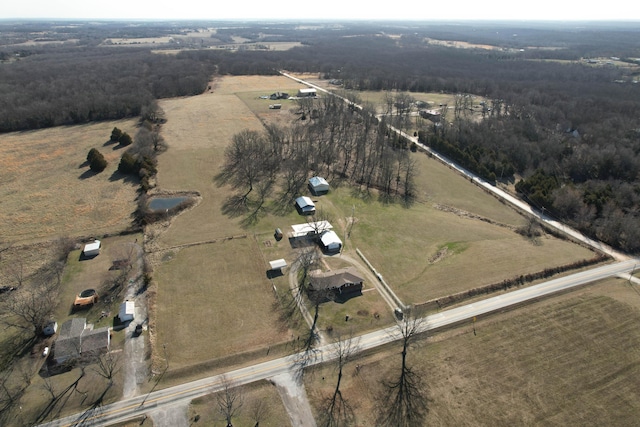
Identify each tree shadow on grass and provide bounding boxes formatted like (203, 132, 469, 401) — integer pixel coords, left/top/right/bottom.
(221, 194, 249, 219)
(79, 169, 98, 180)
(108, 169, 139, 184)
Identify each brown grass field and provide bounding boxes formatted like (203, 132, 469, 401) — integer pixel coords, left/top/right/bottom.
(0, 119, 140, 244)
(305, 277, 640, 426)
(148, 74, 605, 377)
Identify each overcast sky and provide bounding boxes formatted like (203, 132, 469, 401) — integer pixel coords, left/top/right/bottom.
(1, 0, 638, 21)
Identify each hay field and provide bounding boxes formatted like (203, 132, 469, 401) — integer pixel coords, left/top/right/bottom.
(0, 119, 140, 244)
(154, 237, 290, 371)
(305, 278, 640, 426)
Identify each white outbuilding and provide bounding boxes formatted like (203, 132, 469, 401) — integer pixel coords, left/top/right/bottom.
(320, 230, 343, 253)
(308, 176, 330, 195)
(82, 240, 101, 257)
(269, 259, 287, 271)
(297, 88, 317, 97)
(295, 196, 316, 215)
(118, 300, 135, 323)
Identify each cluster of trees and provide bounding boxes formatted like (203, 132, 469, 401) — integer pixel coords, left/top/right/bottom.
(118, 121, 165, 192)
(86, 147, 107, 173)
(110, 127, 132, 146)
(219, 96, 417, 222)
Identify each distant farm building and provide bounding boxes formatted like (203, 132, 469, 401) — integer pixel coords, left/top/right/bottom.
(295, 196, 316, 215)
(308, 176, 330, 195)
(297, 88, 317, 98)
(419, 109, 441, 123)
(309, 267, 364, 297)
(53, 318, 111, 364)
(320, 230, 342, 253)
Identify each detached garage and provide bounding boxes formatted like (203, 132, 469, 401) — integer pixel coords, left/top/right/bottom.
(320, 230, 342, 253)
(295, 196, 316, 215)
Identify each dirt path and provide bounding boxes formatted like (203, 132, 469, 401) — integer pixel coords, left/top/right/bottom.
(121, 243, 148, 399)
(271, 372, 317, 427)
(147, 403, 190, 427)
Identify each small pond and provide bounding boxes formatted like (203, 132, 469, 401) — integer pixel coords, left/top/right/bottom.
(148, 197, 187, 212)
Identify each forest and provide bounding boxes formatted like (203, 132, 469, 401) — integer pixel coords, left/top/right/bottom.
(1, 20, 639, 252)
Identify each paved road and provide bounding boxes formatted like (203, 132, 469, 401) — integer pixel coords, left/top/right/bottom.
(37, 258, 637, 427)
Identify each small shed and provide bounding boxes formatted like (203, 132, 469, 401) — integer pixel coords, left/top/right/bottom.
(295, 196, 316, 215)
(118, 301, 135, 322)
(308, 176, 330, 195)
(269, 259, 287, 271)
(320, 230, 343, 253)
(83, 240, 101, 257)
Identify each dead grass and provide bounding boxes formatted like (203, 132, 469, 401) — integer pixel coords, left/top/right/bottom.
(153, 237, 290, 371)
(0, 119, 140, 244)
(305, 278, 640, 426)
(189, 379, 291, 426)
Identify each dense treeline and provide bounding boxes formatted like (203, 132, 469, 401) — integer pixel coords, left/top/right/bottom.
(0, 47, 213, 132)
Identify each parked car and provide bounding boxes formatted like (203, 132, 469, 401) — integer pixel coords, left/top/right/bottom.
(73, 289, 98, 308)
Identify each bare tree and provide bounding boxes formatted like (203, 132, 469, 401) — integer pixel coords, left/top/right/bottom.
(294, 247, 320, 296)
(2, 279, 58, 338)
(319, 334, 359, 427)
(376, 316, 428, 427)
(249, 398, 270, 427)
(216, 375, 243, 427)
(92, 351, 121, 388)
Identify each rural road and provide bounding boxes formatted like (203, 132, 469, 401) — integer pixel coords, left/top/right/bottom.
(36, 258, 638, 427)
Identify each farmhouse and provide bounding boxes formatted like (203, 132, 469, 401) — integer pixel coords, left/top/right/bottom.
(82, 239, 101, 257)
(297, 88, 317, 98)
(320, 230, 343, 253)
(53, 318, 111, 364)
(308, 176, 330, 195)
(295, 196, 316, 215)
(309, 267, 364, 296)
